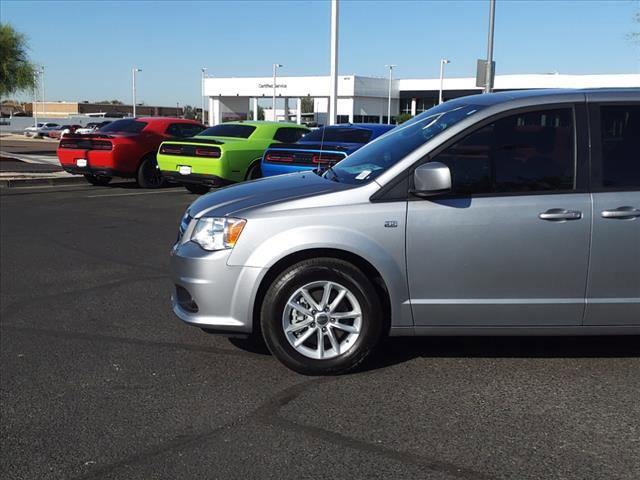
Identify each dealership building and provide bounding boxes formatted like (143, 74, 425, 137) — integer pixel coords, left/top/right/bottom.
(203, 72, 639, 125)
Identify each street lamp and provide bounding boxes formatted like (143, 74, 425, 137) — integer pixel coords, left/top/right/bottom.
(201, 67, 207, 123)
(439, 58, 450, 104)
(40, 65, 45, 118)
(484, 0, 496, 93)
(131, 67, 142, 117)
(384, 64, 396, 124)
(272, 63, 283, 121)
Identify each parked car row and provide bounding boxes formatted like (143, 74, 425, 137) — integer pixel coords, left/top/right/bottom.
(56, 116, 386, 191)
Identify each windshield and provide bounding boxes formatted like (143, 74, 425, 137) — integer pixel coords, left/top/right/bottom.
(198, 124, 256, 138)
(325, 103, 485, 184)
(303, 127, 372, 144)
(99, 119, 147, 133)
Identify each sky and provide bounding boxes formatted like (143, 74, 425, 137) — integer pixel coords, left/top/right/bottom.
(1, 0, 638, 107)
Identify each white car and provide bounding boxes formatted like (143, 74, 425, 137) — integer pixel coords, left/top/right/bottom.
(24, 122, 60, 138)
(75, 121, 112, 135)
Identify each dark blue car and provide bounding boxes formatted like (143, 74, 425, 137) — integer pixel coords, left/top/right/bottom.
(261, 123, 395, 177)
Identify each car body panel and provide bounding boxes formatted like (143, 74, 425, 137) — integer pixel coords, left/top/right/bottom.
(261, 124, 395, 177)
(57, 117, 204, 178)
(170, 88, 640, 337)
(157, 121, 310, 186)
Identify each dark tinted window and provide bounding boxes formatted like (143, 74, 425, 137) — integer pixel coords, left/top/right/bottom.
(166, 123, 205, 138)
(304, 127, 373, 144)
(434, 108, 575, 195)
(99, 119, 147, 133)
(600, 105, 640, 189)
(198, 124, 256, 138)
(273, 127, 308, 143)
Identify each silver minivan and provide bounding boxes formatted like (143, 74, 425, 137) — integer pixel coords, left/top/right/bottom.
(171, 89, 639, 374)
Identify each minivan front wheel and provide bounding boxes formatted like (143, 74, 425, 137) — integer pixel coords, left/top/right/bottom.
(260, 258, 383, 375)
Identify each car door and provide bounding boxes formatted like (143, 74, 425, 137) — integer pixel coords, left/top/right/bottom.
(406, 104, 592, 327)
(584, 101, 640, 326)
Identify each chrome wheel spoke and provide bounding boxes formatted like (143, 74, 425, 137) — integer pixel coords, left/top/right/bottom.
(328, 288, 347, 313)
(327, 327, 340, 354)
(333, 321, 360, 334)
(294, 326, 317, 347)
(285, 317, 313, 333)
(331, 310, 360, 320)
(300, 288, 320, 311)
(319, 282, 332, 310)
(288, 301, 312, 318)
(317, 329, 325, 359)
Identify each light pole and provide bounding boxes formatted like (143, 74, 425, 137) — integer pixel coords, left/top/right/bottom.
(328, 0, 339, 125)
(385, 64, 396, 124)
(272, 63, 282, 121)
(439, 58, 450, 104)
(484, 0, 496, 93)
(40, 65, 45, 118)
(132, 67, 142, 117)
(201, 67, 207, 123)
(33, 72, 38, 127)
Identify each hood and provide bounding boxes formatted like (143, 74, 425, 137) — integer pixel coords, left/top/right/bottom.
(188, 171, 349, 218)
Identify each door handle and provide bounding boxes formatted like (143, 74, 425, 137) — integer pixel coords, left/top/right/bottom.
(539, 208, 582, 221)
(601, 207, 640, 219)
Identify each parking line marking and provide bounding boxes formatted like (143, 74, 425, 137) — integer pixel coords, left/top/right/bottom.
(86, 190, 185, 198)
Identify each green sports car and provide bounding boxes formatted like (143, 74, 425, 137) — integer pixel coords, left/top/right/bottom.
(157, 121, 310, 193)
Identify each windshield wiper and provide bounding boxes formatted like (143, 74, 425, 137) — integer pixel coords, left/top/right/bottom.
(323, 164, 340, 182)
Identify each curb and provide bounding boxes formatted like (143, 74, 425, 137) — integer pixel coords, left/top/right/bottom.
(0, 176, 87, 188)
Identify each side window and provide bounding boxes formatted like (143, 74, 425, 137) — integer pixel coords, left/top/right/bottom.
(600, 105, 640, 189)
(166, 123, 205, 138)
(274, 128, 307, 143)
(434, 108, 575, 195)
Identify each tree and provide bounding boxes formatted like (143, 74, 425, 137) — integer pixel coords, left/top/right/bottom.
(182, 105, 197, 120)
(394, 113, 413, 124)
(301, 97, 314, 113)
(0, 24, 37, 98)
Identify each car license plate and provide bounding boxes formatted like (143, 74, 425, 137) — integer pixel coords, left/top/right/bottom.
(76, 159, 87, 167)
(178, 165, 192, 175)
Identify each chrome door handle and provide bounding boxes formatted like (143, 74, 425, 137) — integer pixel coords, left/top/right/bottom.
(539, 209, 582, 221)
(601, 207, 640, 219)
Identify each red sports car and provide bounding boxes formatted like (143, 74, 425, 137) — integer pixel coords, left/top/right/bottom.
(57, 117, 205, 188)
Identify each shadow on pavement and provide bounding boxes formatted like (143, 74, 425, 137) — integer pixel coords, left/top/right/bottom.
(364, 335, 640, 372)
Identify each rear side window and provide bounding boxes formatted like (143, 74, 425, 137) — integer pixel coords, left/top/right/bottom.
(273, 128, 308, 143)
(600, 105, 640, 189)
(303, 127, 373, 143)
(99, 119, 147, 133)
(198, 124, 256, 138)
(433, 108, 575, 195)
(166, 123, 205, 138)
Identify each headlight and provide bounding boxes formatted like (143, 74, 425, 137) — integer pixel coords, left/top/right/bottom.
(190, 217, 246, 251)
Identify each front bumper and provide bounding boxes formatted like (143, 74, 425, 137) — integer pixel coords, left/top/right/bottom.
(170, 241, 264, 334)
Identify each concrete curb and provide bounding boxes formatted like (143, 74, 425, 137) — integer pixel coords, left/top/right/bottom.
(0, 176, 87, 188)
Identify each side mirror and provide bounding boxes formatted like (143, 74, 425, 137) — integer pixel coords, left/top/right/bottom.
(412, 161, 452, 197)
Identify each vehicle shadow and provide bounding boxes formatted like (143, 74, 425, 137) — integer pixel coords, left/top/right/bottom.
(99, 180, 182, 190)
(363, 335, 640, 372)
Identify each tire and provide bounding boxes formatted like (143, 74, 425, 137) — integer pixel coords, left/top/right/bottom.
(245, 161, 262, 180)
(184, 184, 210, 194)
(136, 154, 164, 189)
(260, 258, 383, 375)
(84, 174, 112, 186)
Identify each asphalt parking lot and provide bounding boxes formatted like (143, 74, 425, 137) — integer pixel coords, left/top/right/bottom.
(1, 182, 639, 480)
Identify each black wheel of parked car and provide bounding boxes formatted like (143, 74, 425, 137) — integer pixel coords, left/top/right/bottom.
(245, 161, 262, 180)
(83, 174, 112, 186)
(184, 184, 210, 194)
(260, 258, 383, 375)
(136, 154, 164, 189)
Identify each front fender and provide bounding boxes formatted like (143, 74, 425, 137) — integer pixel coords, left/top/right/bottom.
(228, 222, 412, 328)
